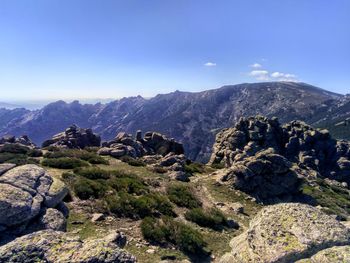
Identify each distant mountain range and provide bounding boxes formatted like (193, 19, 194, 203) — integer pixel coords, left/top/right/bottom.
(1, 82, 349, 162)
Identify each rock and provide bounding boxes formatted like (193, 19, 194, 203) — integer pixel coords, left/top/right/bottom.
(0, 230, 136, 262)
(0, 135, 37, 149)
(42, 124, 101, 149)
(220, 203, 350, 263)
(296, 245, 350, 262)
(0, 164, 69, 242)
(146, 248, 156, 254)
(91, 213, 105, 222)
(0, 163, 16, 176)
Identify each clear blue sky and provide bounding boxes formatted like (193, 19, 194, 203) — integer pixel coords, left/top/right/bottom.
(0, 0, 349, 100)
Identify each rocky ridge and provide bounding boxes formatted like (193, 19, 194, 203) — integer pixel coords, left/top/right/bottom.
(209, 116, 350, 202)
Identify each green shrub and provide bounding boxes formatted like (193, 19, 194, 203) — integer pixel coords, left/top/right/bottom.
(120, 156, 146, 167)
(73, 177, 108, 200)
(27, 149, 43, 157)
(74, 167, 111, 180)
(42, 157, 89, 169)
(211, 162, 225, 169)
(44, 149, 108, 164)
(184, 161, 205, 175)
(107, 193, 175, 219)
(0, 153, 39, 165)
(109, 176, 148, 195)
(0, 144, 29, 154)
(141, 216, 208, 256)
(167, 184, 201, 208)
(185, 208, 229, 230)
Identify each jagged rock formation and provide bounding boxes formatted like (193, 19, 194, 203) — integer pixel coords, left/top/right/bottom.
(0, 230, 136, 262)
(42, 124, 101, 149)
(1, 82, 348, 162)
(220, 203, 350, 263)
(0, 135, 36, 149)
(0, 164, 69, 244)
(220, 149, 303, 203)
(210, 116, 350, 199)
(99, 131, 189, 181)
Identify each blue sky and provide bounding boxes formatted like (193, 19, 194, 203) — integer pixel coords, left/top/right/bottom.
(0, 0, 349, 100)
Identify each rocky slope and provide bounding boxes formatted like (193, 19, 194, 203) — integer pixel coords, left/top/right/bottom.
(0, 82, 348, 162)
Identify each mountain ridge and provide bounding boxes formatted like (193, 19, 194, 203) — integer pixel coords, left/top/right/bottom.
(0, 81, 349, 162)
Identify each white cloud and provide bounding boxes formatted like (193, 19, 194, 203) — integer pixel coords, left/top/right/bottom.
(271, 72, 298, 81)
(204, 62, 216, 67)
(249, 70, 270, 81)
(250, 63, 262, 68)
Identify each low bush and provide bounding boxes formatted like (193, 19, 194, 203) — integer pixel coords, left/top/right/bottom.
(27, 149, 43, 157)
(167, 184, 201, 208)
(0, 153, 39, 165)
(0, 144, 29, 154)
(73, 177, 108, 200)
(44, 149, 108, 165)
(107, 193, 175, 219)
(211, 162, 225, 169)
(185, 208, 228, 230)
(42, 157, 89, 169)
(141, 216, 208, 256)
(109, 175, 148, 195)
(120, 156, 146, 167)
(74, 167, 111, 180)
(184, 161, 205, 175)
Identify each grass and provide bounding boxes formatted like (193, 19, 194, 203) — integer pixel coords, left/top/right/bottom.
(66, 210, 98, 240)
(42, 157, 89, 169)
(44, 149, 109, 165)
(185, 207, 231, 230)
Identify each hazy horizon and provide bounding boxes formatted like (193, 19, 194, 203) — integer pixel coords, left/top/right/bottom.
(0, 0, 349, 100)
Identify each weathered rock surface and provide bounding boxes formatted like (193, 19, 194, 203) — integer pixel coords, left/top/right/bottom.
(0, 230, 136, 263)
(221, 149, 303, 203)
(210, 116, 350, 198)
(220, 203, 350, 263)
(0, 164, 68, 243)
(42, 124, 101, 149)
(296, 245, 350, 263)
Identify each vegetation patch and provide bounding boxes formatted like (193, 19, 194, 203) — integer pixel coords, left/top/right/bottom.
(167, 184, 201, 208)
(141, 216, 209, 257)
(42, 157, 89, 169)
(120, 155, 146, 167)
(185, 207, 231, 230)
(106, 193, 175, 219)
(44, 149, 108, 165)
(73, 177, 108, 200)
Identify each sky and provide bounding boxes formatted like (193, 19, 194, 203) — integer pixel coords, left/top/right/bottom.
(0, 0, 349, 100)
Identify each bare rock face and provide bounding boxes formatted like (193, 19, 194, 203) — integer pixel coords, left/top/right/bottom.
(222, 149, 302, 203)
(42, 124, 101, 149)
(0, 230, 136, 263)
(220, 203, 350, 263)
(0, 164, 68, 243)
(210, 116, 350, 194)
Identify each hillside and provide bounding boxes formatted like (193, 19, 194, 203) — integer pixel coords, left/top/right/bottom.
(0, 82, 347, 162)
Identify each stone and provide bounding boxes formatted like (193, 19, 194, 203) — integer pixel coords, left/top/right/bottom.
(220, 203, 350, 263)
(42, 124, 101, 149)
(0, 163, 16, 176)
(44, 177, 69, 208)
(296, 245, 350, 263)
(0, 230, 136, 262)
(91, 213, 105, 222)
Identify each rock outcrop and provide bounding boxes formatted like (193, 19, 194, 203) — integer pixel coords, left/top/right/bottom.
(99, 130, 184, 158)
(220, 203, 350, 263)
(99, 131, 189, 181)
(0, 230, 136, 262)
(0, 164, 69, 243)
(0, 135, 37, 149)
(296, 245, 350, 262)
(42, 124, 101, 149)
(210, 116, 350, 195)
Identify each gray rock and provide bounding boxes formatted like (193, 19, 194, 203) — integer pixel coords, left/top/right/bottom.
(220, 203, 350, 263)
(296, 245, 350, 263)
(0, 163, 16, 176)
(0, 230, 136, 262)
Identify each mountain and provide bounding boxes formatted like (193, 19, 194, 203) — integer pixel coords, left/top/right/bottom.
(0, 102, 21, 109)
(0, 82, 347, 162)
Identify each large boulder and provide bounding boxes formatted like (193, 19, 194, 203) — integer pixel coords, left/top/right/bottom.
(0, 135, 37, 149)
(0, 230, 136, 262)
(296, 245, 350, 263)
(221, 149, 302, 203)
(220, 203, 350, 263)
(42, 124, 101, 149)
(0, 164, 68, 243)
